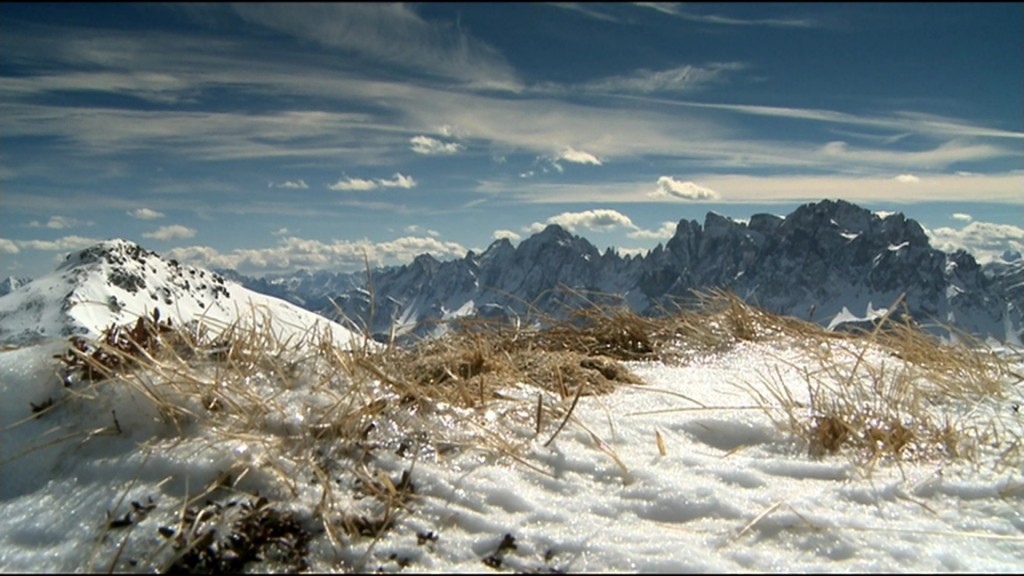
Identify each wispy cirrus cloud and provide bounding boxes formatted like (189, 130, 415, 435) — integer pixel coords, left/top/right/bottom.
(231, 3, 521, 90)
(634, 3, 817, 28)
(579, 63, 746, 95)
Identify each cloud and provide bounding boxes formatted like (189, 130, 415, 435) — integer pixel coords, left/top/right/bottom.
(272, 227, 290, 236)
(410, 135, 463, 155)
(329, 173, 416, 191)
(627, 221, 678, 240)
(142, 225, 197, 241)
(925, 221, 1024, 264)
(615, 247, 650, 258)
(557, 147, 602, 166)
(527, 209, 637, 233)
(274, 179, 309, 189)
(231, 3, 520, 90)
(580, 63, 745, 95)
(895, 174, 920, 183)
(633, 3, 816, 28)
(404, 225, 440, 237)
(28, 216, 89, 229)
(378, 173, 417, 189)
(15, 235, 101, 251)
(475, 171, 1024, 205)
(493, 229, 522, 242)
(0, 238, 20, 254)
(651, 176, 718, 200)
(127, 208, 165, 220)
(328, 176, 379, 191)
(951, 213, 973, 222)
(166, 234, 468, 275)
(549, 3, 621, 23)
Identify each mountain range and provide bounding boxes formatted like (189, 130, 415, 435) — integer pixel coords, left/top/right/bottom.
(246, 200, 1022, 344)
(2, 200, 1021, 347)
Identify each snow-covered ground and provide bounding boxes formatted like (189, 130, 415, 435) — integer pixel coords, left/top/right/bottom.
(1, 333, 1022, 572)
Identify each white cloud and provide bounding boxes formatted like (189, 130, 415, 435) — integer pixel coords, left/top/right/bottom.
(527, 209, 637, 233)
(951, 213, 973, 222)
(379, 173, 417, 189)
(272, 227, 290, 236)
(275, 179, 309, 189)
(615, 247, 651, 258)
(0, 238, 20, 254)
(410, 135, 463, 155)
(127, 208, 165, 220)
(895, 174, 920, 183)
(28, 216, 89, 229)
(142, 225, 197, 241)
(329, 173, 416, 191)
(328, 176, 379, 191)
(167, 234, 467, 275)
(651, 176, 718, 200)
(627, 221, 678, 240)
(926, 221, 1024, 264)
(558, 147, 602, 166)
(404, 225, 440, 237)
(15, 235, 101, 251)
(492, 229, 521, 242)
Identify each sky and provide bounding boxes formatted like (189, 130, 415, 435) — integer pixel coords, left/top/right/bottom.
(1, 2, 1022, 279)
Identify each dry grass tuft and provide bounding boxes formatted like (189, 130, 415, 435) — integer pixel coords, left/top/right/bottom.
(742, 295, 1022, 469)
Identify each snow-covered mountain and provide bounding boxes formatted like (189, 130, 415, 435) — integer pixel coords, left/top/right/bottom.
(217, 267, 363, 313)
(0, 239, 364, 348)
(316, 200, 1020, 343)
(0, 276, 32, 298)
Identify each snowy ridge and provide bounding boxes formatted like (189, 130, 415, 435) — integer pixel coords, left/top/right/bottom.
(0, 239, 363, 348)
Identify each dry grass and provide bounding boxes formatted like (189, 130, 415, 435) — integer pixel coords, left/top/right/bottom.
(10, 289, 1021, 570)
(739, 296, 1022, 469)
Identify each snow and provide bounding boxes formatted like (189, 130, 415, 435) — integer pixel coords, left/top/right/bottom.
(2, 334, 1022, 572)
(0, 239, 363, 348)
(2, 239, 1023, 572)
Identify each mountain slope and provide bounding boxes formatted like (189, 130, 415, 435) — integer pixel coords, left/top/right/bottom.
(0, 239, 364, 348)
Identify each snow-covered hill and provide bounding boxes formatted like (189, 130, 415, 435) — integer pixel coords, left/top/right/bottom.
(0, 239, 364, 348)
(317, 200, 1021, 343)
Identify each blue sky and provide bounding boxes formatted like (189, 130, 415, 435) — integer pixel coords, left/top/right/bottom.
(1, 2, 1022, 278)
